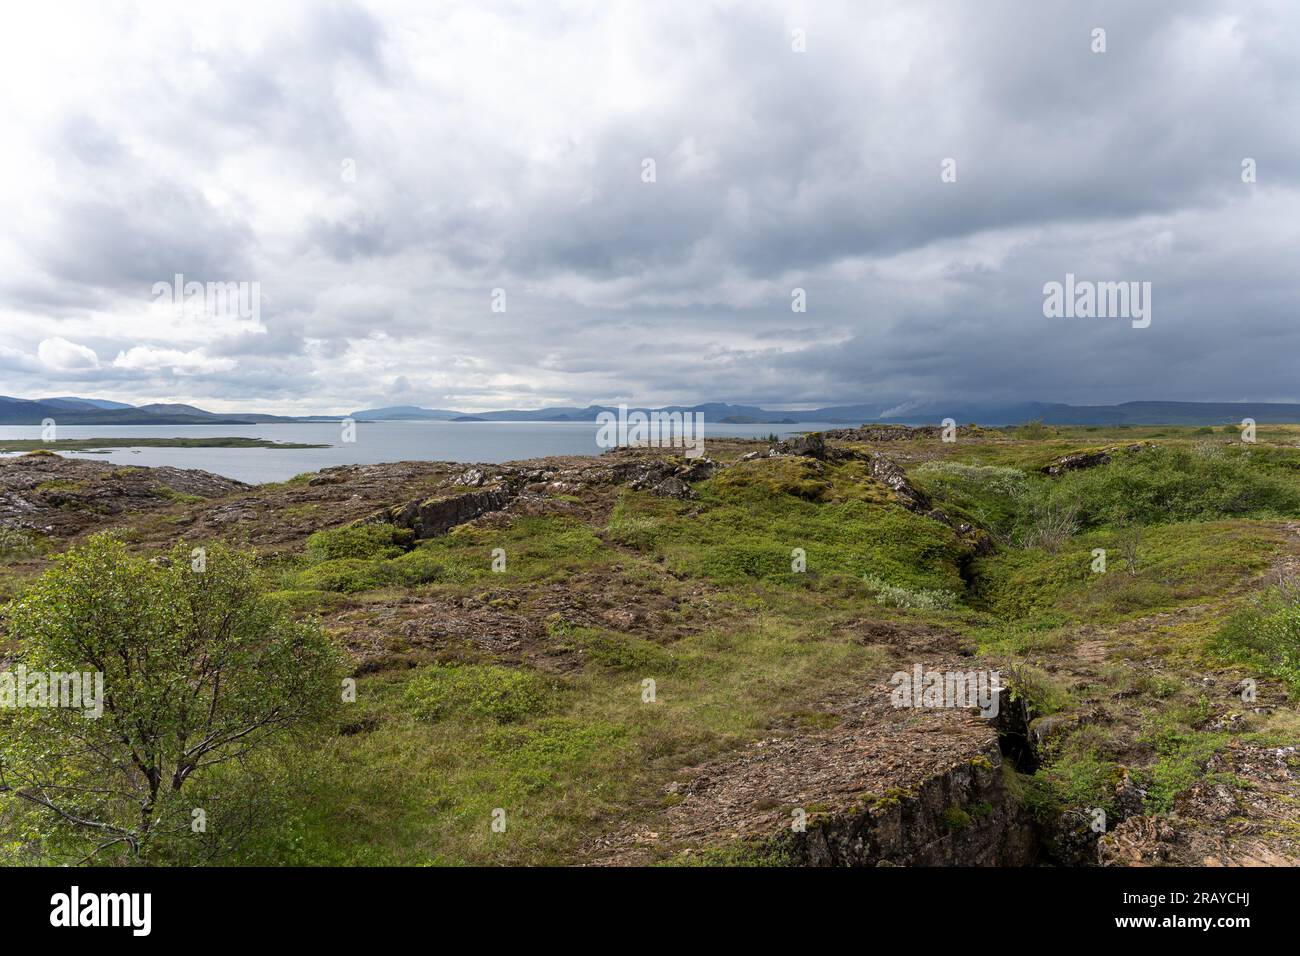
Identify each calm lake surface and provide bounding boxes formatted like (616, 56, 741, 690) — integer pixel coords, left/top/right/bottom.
(0, 421, 829, 484)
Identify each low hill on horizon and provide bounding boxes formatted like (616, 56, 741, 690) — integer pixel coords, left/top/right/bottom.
(5, 394, 1300, 427)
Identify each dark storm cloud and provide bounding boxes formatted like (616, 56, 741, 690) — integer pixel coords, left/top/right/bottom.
(34, 190, 254, 292)
(2, 0, 1298, 412)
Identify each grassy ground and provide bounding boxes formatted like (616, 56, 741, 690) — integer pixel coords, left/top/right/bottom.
(2, 425, 1299, 865)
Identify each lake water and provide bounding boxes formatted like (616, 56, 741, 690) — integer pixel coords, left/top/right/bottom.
(0, 421, 827, 484)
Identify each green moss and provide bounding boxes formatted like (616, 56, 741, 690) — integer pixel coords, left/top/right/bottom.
(860, 787, 914, 812)
(306, 523, 414, 562)
(284, 515, 612, 594)
(790, 710, 841, 731)
(713, 457, 833, 501)
(481, 717, 626, 782)
(942, 806, 972, 832)
(292, 557, 395, 593)
(35, 478, 85, 493)
(553, 624, 678, 673)
(607, 481, 968, 594)
(672, 839, 792, 867)
(152, 485, 205, 504)
(405, 663, 556, 724)
(1006, 664, 1074, 717)
(913, 461, 1030, 540)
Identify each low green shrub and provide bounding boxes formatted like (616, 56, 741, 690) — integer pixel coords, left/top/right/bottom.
(0, 527, 47, 560)
(1211, 585, 1300, 694)
(405, 663, 555, 724)
(293, 558, 395, 593)
(306, 523, 414, 562)
(1043, 445, 1300, 529)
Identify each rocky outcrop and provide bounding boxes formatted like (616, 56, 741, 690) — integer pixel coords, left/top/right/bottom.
(771, 433, 830, 460)
(588, 675, 1039, 867)
(614, 456, 716, 490)
(360, 454, 718, 537)
(781, 742, 1036, 866)
(864, 453, 995, 554)
(740, 432, 842, 462)
(1041, 443, 1150, 476)
(650, 477, 696, 499)
(736, 436, 994, 553)
(821, 424, 988, 442)
(866, 452, 932, 512)
(1098, 743, 1300, 866)
(0, 453, 246, 535)
(367, 485, 516, 539)
(1041, 449, 1111, 476)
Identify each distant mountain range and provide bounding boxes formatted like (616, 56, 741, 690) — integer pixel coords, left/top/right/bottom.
(348, 400, 1300, 426)
(3, 395, 1299, 427)
(0, 396, 337, 425)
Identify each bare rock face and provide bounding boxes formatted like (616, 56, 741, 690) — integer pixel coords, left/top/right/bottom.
(1038, 807, 1103, 866)
(369, 485, 515, 539)
(1041, 443, 1150, 476)
(866, 453, 933, 512)
(1041, 449, 1113, 476)
(455, 467, 488, 487)
(650, 476, 696, 500)
(616, 456, 716, 490)
(771, 433, 829, 460)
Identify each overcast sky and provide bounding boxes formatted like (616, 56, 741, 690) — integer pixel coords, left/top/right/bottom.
(0, 0, 1296, 414)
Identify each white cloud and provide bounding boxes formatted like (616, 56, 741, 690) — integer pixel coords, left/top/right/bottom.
(112, 346, 236, 375)
(37, 337, 100, 370)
